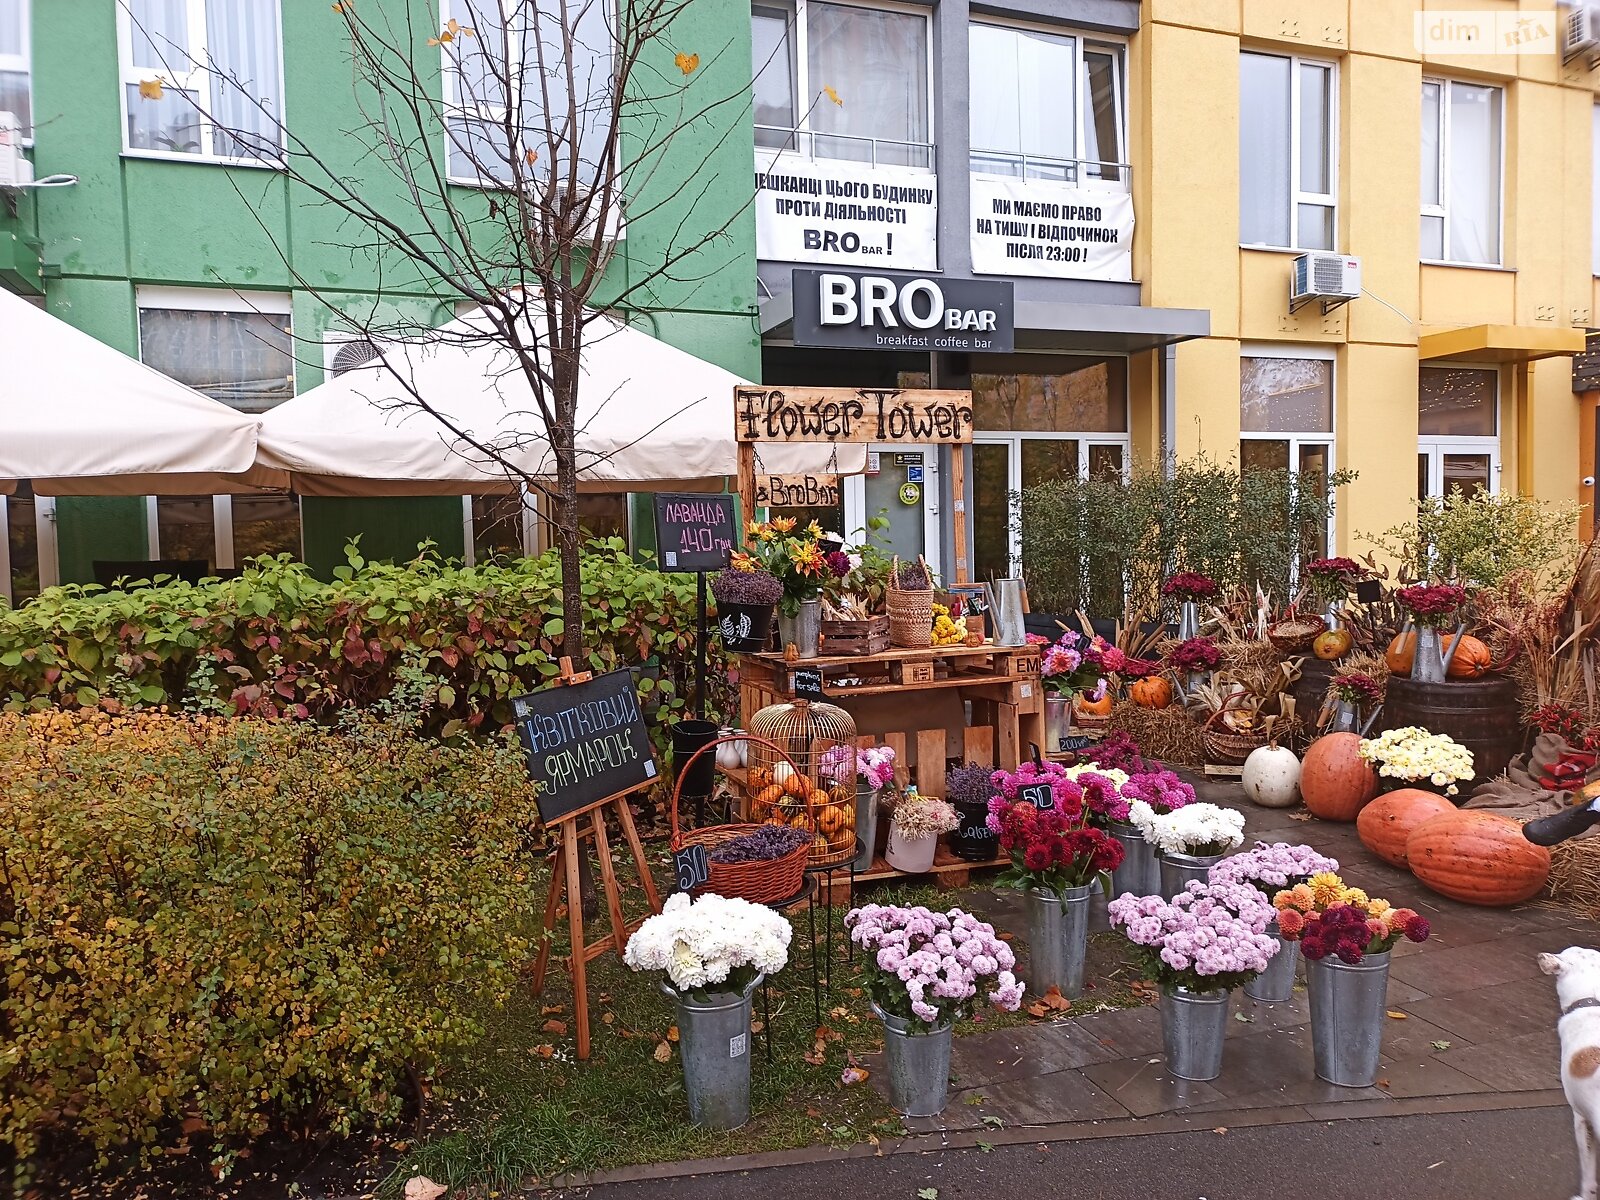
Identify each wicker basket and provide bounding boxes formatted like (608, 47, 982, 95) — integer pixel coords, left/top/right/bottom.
(1201, 704, 1269, 765)
(748, 699, 859, 867)
(1266, 616, 1326, 656)
(887, 555, 934, 649)
(670, 733, 812, 905)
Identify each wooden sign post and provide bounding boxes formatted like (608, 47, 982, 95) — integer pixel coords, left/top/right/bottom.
(734, 386, 976, 583)
(517, 662, 663, 1060)
(651, 493, 736, 719)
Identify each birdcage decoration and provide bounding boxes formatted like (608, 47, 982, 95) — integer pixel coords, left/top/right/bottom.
(746, 699, 858, 867)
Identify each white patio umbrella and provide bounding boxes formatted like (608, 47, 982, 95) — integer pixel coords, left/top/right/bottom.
(256, 305, 862, 495)
(0, 287, 282, 496)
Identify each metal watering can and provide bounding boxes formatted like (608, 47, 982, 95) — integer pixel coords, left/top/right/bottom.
(984, 578, 1027, 647)
(1407, 619, 1467, 684)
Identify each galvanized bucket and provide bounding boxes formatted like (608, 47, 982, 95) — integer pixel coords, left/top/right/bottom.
(1158, 850, 1225, 897)
(1307, 951, 1391, 1087)
(1025, 885, 1091, 998)
(777, 598, 822, 660)
(874, 1003, 953, 1116)
(1243, 920, 1300, 1003)
(667, 974, 763, 1129)
(853, 781, 879, 871)
(1160, 984, 1230, 1081)
(1045, 694, 1073, 752)
(1109, 820, 1156, 897)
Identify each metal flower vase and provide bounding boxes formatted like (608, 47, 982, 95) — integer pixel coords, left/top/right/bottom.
(1045, 694, 1073, 753)
(668, 973, 764, 1129)
(1160, 984, 1230, 1081)
(1409, 622, 1463, 684)
(1243, 919, 1300, 1003)
(1307, 951, 1391, 1087)
(874, 1003, 954, 1116)
(1025, 885, 1091, 998)
(777, 598, 822, 660)
(1109, 820, 1156, 897)
(1158, 850, 1225, 897)
(853, 781, 880, 871)
(1177, 600, 1200, 641)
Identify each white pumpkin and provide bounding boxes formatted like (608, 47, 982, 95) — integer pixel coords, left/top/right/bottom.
(771, 761, 795, 784)
(1241, 743, 1301, 808)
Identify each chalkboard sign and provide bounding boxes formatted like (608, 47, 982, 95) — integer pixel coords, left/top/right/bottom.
(1020, 782, 1055, 811)
(1355, 579, 1383, 605)
(512, 669, 658, 825)
(1057, 733, 1095, 754)
(653, 492, 736, 572)
(792, 666, 825, 700)
(673, 844, 710, 892)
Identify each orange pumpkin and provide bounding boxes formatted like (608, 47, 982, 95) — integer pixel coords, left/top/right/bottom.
(1406, 810, 1551, 906)
(1075, 690, 1114, 717)
(1130, 676, 1174, 709)
(1356, 788, 1457, 867)
(1386, 632, 1493, 679)
(1299, 732, 1380, 821)
(1313, 629, 1352, 660)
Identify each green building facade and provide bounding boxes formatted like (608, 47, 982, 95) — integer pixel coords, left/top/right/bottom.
(0, 0, 760, 600)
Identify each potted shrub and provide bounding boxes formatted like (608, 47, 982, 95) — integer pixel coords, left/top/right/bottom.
(946, 761, 1000, 862)
(883, 787, 958, 873)
(1108, 880, 1279, 1080)
(1208, 842, 1340, 1003)
(711, 561, 783, 653)
(846, 903, 1023, 1115)
(988, 794, 1124, 998)
(1273, 874, 1431, 1086)
(1130, 800, 1246, 895)
(623, 892, 793, 1129)
(1358, 726, 1475, 796)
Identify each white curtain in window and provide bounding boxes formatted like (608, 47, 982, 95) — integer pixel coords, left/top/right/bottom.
(752, 5, 795, 132)
(208, 0, 281, 159)
(969, 24, 1074, 175)
(808, 2, 926, 165)
(1239, 52, 1291, 246)
(139, 308, 295, 414)
(0, 0, 20, 56)
(0, 0, 27, 136)
(126, 0, 188, 71)
(1446, 83, 1500, 264)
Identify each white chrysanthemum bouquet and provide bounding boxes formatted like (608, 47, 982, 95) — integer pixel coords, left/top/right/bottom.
(1131, 800, 1246, 858)
(624, 892, 792, 998)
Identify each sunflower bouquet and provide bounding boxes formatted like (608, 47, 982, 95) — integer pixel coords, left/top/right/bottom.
(739, 518, 830, 616)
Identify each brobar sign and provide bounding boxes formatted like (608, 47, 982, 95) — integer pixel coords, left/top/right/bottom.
(792, 269, 1015, 354)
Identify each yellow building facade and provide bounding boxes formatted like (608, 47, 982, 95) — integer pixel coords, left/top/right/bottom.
(1133, 0, 1595, 548)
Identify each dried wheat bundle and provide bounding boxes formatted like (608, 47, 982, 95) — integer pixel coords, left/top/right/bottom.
(1106, 701, 1205, 767)
(1549, 840, 1600, 918)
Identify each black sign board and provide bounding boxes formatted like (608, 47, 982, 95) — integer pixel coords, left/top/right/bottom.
(653, 493, 736, 572)
(512, 669, 658, 825)
(792, 269, 1016, 354)
(1057, 733, 1095, 754)
(792, 666, 825, 701)
(1354, 578, 1383, 605)
(1020, 782, 1055, 811)
(673, 844, 711, 892)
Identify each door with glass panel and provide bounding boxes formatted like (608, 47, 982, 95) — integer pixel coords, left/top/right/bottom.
(971, 437, 1128, 581)
(1417, 366, 1499, 499)
(847, 446, 939, 577)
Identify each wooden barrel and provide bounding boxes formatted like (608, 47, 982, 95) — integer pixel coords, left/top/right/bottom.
(1290, 656, 1338, 720)
(1381, 674, 1524, 783)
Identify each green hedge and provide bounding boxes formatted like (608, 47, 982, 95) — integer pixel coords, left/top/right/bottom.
(0, 710, 538, 1169)
(0, 540, 728, 750)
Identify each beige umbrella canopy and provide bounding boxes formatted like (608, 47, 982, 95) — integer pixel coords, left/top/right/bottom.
(256, 305, 862, 495)
(0, 287, 281, 496)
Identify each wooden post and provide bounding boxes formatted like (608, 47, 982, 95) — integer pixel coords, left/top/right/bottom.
(949, 444, 969, 584)
(737, 442, 757, 530)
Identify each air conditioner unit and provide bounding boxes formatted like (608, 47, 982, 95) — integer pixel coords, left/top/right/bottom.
(1289, 252, 1361, 315)
(1564, 2, 1600, 63)
(322, 332, 382, 378)
(0, 112, 31, 190)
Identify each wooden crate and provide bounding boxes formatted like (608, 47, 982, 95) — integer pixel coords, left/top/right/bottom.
(894, 655, 937, 685)
(820, 616, 890, 657)
(1002, 649, 1042, 676)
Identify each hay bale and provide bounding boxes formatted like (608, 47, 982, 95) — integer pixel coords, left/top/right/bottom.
(1107, 701, 1204, 768)
(1218, 637, 1280, 676)
(1549, 840, 1600, 918)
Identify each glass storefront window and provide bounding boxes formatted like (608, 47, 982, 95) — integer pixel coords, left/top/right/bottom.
(472, 493, 525, 562)
(971, 359, 1128, 434)
(1418, 366, 1498, 498)
(231, 493, 300, 563)
(138, 304, 295, 414)
(3, 483, 39, 604)
(1240, 356, 1332, 434)
(156, 496, 215, 567)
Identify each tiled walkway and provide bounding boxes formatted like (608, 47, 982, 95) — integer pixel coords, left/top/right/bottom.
(871, 781, 1597, 1133)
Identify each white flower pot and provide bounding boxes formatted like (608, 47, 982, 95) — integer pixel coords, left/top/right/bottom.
(886, 822, 938, 873)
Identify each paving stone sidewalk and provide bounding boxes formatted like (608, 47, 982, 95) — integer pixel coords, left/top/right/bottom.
(865, 780, 1596, 1133)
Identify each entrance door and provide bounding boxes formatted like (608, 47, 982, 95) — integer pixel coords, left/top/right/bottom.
(1417, 444, 1498, 499)
(847, 446, 940, 577)
(970, 436, 1128, 579)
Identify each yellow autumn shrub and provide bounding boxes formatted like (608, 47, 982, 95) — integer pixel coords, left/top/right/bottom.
(0, 709, 539, 1170)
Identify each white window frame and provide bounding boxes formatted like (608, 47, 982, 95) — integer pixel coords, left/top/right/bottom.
(1239, 50, 1338, 252)
(967, 18, 1129, 191)
(1418, 363, 1501, 498)
(1, 0, 31, 145)
(970, 434, 1132, 578)
(753, 0, 936, 171)
(1238, 344, 1338, 553)
(1420, 76, 1505, 268)
(115, 0, 286, 167)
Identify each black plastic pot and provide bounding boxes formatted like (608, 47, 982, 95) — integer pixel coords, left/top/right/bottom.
(671, 719, 720, 820)
(716, 603, 775, 652)
(950, 797, 999, 862)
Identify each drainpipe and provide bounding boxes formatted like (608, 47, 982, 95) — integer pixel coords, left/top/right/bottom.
(1161, 343, 1178, 479)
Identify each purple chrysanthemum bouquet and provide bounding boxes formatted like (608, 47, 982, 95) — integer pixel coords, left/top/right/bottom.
(1107, 881, 1278, 993)
(845, 903, 1024, 1028)
(1207, 841, 1340, 902)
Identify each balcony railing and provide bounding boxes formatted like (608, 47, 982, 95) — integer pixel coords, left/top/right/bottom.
(969, 148, 1132, 188)
(755, 125, 935, 171)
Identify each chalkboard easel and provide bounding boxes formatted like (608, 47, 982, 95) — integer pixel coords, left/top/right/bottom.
(526, 659, 664, 1061)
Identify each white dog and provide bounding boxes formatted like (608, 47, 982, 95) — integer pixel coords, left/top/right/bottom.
(1541, 946, 1600, 1200)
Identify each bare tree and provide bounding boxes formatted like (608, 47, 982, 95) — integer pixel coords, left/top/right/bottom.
(127, 0, 761, 660)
